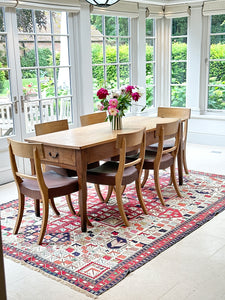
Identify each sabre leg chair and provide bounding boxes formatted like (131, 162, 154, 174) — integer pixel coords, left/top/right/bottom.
(141, 120, 182, 206)
(148, 107, 191, 175)
(80, 111, 114, 203)
(8, 138, 79, 245)
(86, 128, 148, 226)
(35, 119, 77, 216)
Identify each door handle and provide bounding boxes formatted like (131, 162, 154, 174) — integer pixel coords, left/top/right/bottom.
(13, 96, 19, 114)
(20, 95, 25, 113)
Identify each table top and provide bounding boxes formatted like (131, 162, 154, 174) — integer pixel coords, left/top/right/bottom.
(26, 116, 178, 150)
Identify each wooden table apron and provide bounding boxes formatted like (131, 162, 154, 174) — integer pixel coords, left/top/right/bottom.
(25, 116, 182, 232)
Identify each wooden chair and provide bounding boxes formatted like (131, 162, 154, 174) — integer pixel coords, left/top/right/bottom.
(141, 120, 182, 206)
(80, 111, 107, 127)
(34, 120, 77, 216)
(80, 111, 114, 203)
(148, 107, 191, 175)
(8, 138, 79, 245)
(86, 128, 148, 226)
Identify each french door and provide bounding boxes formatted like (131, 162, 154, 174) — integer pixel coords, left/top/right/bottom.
(0, 7, 73, 184)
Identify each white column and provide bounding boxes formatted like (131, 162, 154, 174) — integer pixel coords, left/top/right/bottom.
(186, 4, 203, 114)
(69, 2, 94, 126)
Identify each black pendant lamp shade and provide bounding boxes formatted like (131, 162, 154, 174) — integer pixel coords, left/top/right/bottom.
(86, 0, 119, 7)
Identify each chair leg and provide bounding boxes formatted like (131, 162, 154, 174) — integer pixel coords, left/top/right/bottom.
(13, 193, 25, 234)
(65, 195, 76, 215)
(49, 199, 60, 216)
(141, 169, 149, 188)
(183, 148, 189, 174)
(94, 184, 114, 203)
(170, 165, 182, 198)
(154, 168, 166, 206)
(37, 196, 49, 245)
(34, 199, 40, 217)
(115, 185, 130, 226)
(135, 179, 148, 215)
(76, 210, 93, 227)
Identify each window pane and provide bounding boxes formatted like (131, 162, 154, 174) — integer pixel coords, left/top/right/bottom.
(171, 85, 186, 107)
(119, 65, 129, 85)
(106, 65, 117, 86)
(105, 16, 116, 36)
(119, 17, 128, 36)
(146, 86, 154, 107)
(146, 19, 154, 37)
(146, 39, 154, 61)
(57, 67, 70, 96)
(91, 15, 103, 34)
(17, 9, 34, 33)
(171, 62, 187, 84)
(211, 15, 225, 34)
(37, 37, 53, 67)
(106, 38, 116, 63)
(172, 17, 187, 36)
(35, 10, 51, 33)
(208, 86, 225, 110)
(171, 39, 187, 60)
(119, 38, 129, 62)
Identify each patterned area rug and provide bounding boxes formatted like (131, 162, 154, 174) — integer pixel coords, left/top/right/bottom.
(1, 170, 225, 297)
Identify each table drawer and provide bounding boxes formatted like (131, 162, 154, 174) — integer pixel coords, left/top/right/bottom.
(44, 146, 75, 166)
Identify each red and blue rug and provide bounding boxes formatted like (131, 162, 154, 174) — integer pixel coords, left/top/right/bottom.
(1, 170, 225, 297)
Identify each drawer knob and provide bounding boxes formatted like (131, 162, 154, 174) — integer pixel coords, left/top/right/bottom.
(49, 152, 59, 159)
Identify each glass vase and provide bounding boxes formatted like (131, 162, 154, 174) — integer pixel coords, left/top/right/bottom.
(111, 115, 122, 130)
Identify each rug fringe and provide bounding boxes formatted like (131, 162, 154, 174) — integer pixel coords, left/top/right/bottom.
(3, 253, 98, 299)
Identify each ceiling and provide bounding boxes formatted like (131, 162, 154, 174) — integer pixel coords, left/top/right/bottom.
(134, 0, 212, 5)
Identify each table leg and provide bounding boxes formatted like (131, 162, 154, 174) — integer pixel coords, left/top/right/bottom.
(75, 150, 88, 232)
(177, 121, 184, 185)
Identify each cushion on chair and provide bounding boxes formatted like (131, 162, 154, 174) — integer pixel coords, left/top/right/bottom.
(143, 150, 174, 170)
(87, 161, 139, 186)
(146, 138, 175, 152)
(20, 170, 78, 199)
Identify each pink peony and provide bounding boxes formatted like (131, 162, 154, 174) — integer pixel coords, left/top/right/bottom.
(132, 92, 141, 102)
(108, 106, 118, 116)
(97, 88, 109, 99)
(109, 98, 118, 107)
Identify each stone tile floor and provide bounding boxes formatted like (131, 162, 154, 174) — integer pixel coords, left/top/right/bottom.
(1, 143, 225, 300)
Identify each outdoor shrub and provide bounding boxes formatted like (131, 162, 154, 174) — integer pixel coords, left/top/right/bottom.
(0, 62, 6, 92)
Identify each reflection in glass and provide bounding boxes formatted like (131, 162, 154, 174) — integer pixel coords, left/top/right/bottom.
(17, 9, 34, 33)
(35, 10, 50, 33)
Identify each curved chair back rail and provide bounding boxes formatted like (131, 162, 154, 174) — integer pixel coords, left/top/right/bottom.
(80, 111, 107, 127)
(7, 138, 79, 245)
(86, 127, 147, 227)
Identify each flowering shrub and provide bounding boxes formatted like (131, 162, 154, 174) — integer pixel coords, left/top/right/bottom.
(96, 85, 145, 121)
(23, 82, 37, 97)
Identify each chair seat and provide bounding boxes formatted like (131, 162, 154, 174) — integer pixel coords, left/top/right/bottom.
(20, 170, 78, 199)
(146, 138, 175, 152)
(143, 150, 174, 169)
(87, 161, 139, 186)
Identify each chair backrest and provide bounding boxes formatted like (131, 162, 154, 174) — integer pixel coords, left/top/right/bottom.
(155, 120, 181, 160)
(80, 111, 107, 126)
(8, 138, 45, 190)
(116, 128, 146, 176)
(157, 107, 191, 144)
(35, 119, 69, 136)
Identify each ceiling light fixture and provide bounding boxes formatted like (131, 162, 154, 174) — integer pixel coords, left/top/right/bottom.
(86, 0, 119, 7)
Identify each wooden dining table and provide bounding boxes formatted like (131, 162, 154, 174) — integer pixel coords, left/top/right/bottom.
(25, 116, 183, 232)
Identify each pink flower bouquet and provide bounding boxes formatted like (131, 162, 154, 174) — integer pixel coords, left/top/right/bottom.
(96, 85, 145, 121)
